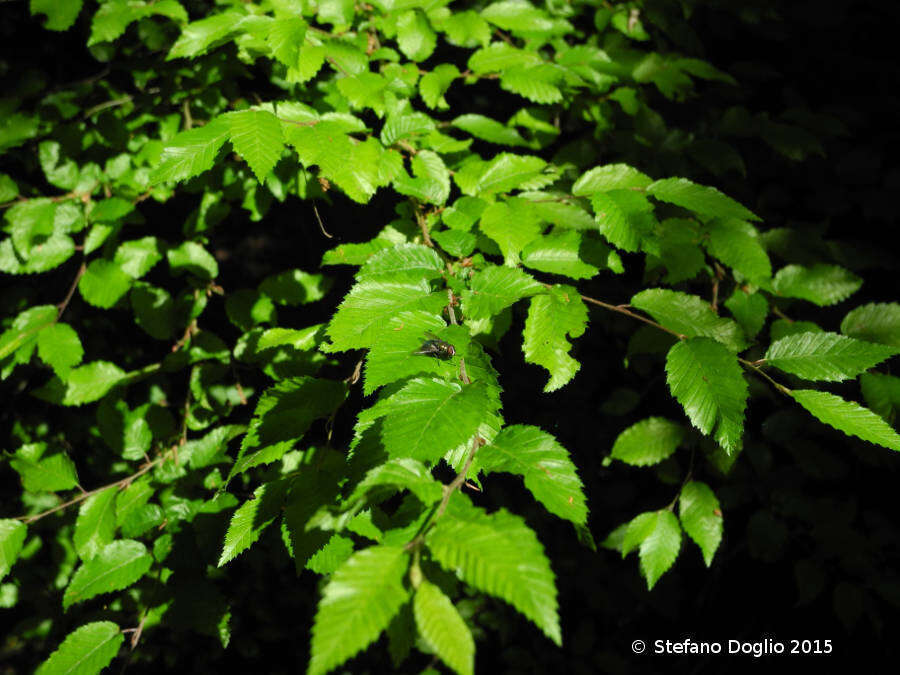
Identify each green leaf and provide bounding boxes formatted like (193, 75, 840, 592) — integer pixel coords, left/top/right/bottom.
(167, 11, 242, 59)
(478, 198, 543, 264)
(773, 264, 862, 306)
(308, 546, 409, 675)
(266, 16, 307, 66)
(610, 417, 684, 466)
(452, 114, 527, 147)
(841, 303, 900, 346)
(426, 497, 560, 645)
(572, 164, 652, 196)
(36, 323, 83, 379)
(30, 0, 83, 31)
(227, 109, 285, 182)
(114, 237, 163, 279)
(500, 65, 563, 104)
(431, 229, 477, 257)
(368, 378, 493, 464)
(306, 534, 355, 575)
(460, 265, 543, 321)
(647, 177, 759, 221)
(790, 390, 900, 452)
(622, 510, 682, 590)
(665, 338, 748, 452)
(861, 373, 900, 421)
(440, 10, 491, 48)
(356, 243, 443, 283)
(130, 282, 175, 340)
(326, 279, 446, 351)
(0, 305, 57, 364)
(0, 520, 27, 581)
(523, 285, 588, 392)
(397, 10, 436, 62)
(167, 241, 219, 280)
(678, 481, 722, 566)
(347, 458, 443, 506)
(63, 540, 153, 610)
(413, 580, 474, 675)
(35, 621, 123, 675)
(150, 116, 231, 184)
(260, 269, 330, 305)
(35, 361, 126, 407)
(631, 289, 746, 352)
(480, 425, 587, 526)
(521, 230, 599, 279)
(219, 479, 290, 566)
(78, 260, 132, 309)
(472, 153, 548, 196)
(73, 487, 118, 560)
(9, 444, 79, 492)
(703, 219, 771, 281)
(380, 112, 436, 147)
(764, 331, 898, 382)
(420, 64, 460, 110)
(232, 378, 346, 480)
(724, 290, 768, 340)
(589, 190, 655, 252)
(393, 150, 451, 205)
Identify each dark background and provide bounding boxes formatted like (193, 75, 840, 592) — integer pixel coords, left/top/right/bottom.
(2, 0, 900, 673)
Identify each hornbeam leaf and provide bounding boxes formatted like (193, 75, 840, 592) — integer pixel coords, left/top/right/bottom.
(610, 417, 684, 466)
(35, 622, 123, 675)
(426, 497, 561, 645)
(631, 289, 746, 351)
(773, 264, 862, 306)
(326, 279, 446, 352)
(480, 425, 587, 526)
(413, 580, 474, 675)
(765, 331, 898, 381)
(369, 378, 493, 464)
(227, 109, 284, 182)
(308, 546, 409, 675)
(703, 218, 771, 281)
(73, 487, 118, 560)
(678, 481, 722, 566)
(647, 177, 759, 221)
(622, 510, 682, 589)
(63, 540, 152, 609)
(522, 285, 587, 392)
(150, 116, 231, 184)
(356, 243, 443, 283)
(219, 479, 290, 566)
(665, 338, 748, 452)
(460, 265, 543, 321)
(521, 230, 599, 280)
(790, 390, 900, 452)
(0, 520, 27, 581)
(347, 458, 443, 506)
(572, 163, 652, 196)
(841, 303, 900, 346)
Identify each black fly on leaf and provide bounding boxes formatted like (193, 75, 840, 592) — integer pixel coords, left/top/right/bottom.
(412, 332, 456, 360)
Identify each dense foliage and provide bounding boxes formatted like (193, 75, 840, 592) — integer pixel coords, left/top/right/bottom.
(2, 0, 899, 673)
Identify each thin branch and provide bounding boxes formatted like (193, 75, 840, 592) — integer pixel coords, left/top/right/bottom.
(435, 436, 484, 520)
(738, 357, 792, 395)
(413, 202, 433, 248)
(57, 262, 86, 320)
(554, 284, 686, 339)
(84, 95, 133, 118)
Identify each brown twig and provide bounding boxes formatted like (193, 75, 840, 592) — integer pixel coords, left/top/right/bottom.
(57, 262, 86, 320)
(414, 202, 433, 247)
(435, 436, 484, 520)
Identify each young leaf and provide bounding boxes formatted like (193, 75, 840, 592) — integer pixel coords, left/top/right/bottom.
(73, 486, 118, 560)
(347, 458, 444, 506)
(227, 109, 284, 182)
(622, 510, 682, 589)
(610, 417, 684, 466)
(479, 425, 587, 526)
(764, 331, 898, 382)
(219, 479, 290, 566)
(150, 115, 231, 184)
(460, 265, 543, 321)
(678, 481, 722, 566)
(326, 280, 446, 351)
(522, 285, 588, 392)
(78, 259, 132, 309)
(63, 540, 153, 609)
(37, 323, 83, 378)
(372, 378, 493, 464)
(308, 546, 410, 675)
(572, 163, 652, 196)
(35, 621, 123, 675)
(631, 289, 746, 352)
(397, 10, 436, 62)
(790, 390, 900, 452)
(841, 303, 900, 346)
(413, 580, 474, 675)
(478, 198, 543, 264)
(421, 64, 460, 110)
(665, 337, 748, 452)
(773, 264, 862, 306)
(0, 520, 27, 581)
(426, 497, 561, 645)
(167, 11, 242, 59)
(647, 177, 759, 221)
